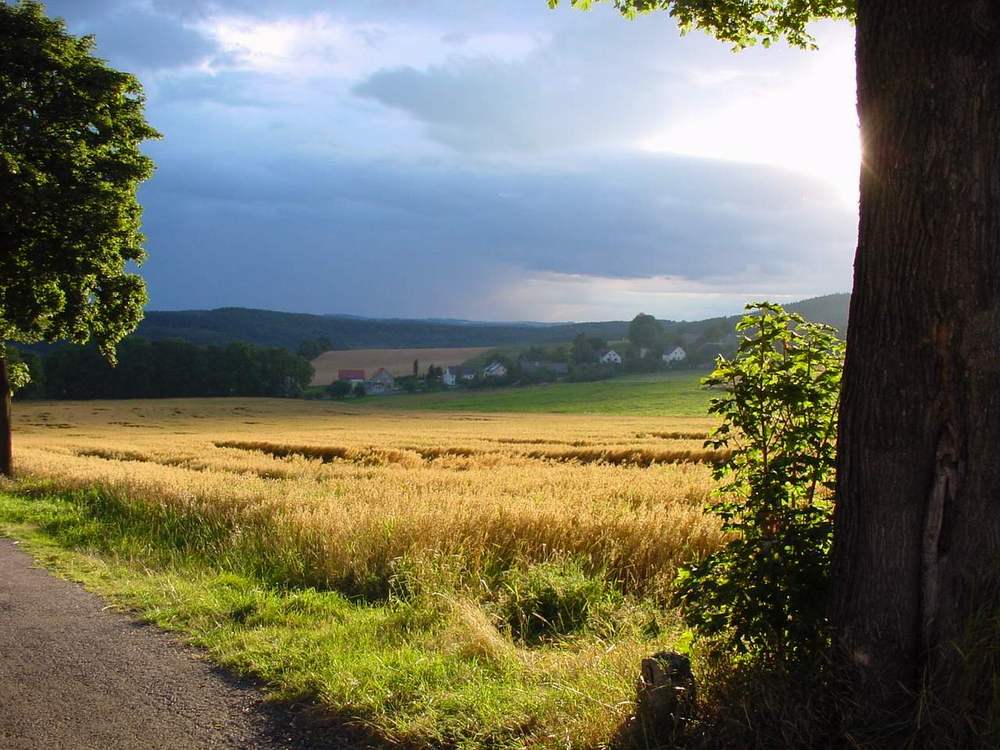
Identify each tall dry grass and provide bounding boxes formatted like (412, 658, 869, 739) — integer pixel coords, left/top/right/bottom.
(12, 398, 724, 597)
(4, 397, 740, 748)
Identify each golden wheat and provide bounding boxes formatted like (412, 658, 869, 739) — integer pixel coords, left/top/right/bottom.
(12, 397, 723, 595)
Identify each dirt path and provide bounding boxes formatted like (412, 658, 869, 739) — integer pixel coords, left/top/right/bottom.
(0, 538, 372, 750)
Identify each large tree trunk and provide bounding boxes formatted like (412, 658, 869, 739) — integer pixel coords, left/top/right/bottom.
(831, 0, 1000, 736)
(0, 353, 11, 477)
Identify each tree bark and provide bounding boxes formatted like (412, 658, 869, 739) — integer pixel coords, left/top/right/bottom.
(832, 0, 1000, 734)
(0, 353, 11, 477)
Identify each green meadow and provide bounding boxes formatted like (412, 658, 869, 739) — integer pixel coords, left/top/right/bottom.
(369, 370, 713, 416)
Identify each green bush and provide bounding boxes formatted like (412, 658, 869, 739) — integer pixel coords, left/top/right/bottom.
(326, 380, 352, 399)
(674, 302, 844, 666)
(494, 559, 622, 644)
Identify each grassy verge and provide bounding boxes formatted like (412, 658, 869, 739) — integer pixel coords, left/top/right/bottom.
(364, 371, 712, 416)
(0, 486, 681, 749)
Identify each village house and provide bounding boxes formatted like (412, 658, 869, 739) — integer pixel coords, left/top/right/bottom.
(482, 361, 508, 379)
(365, 367, 395, 394)
(337, 368, 365, 384)
(662, 346, 687, 363)
(597, 349, 622, 365)
(443, 365, 476, 387)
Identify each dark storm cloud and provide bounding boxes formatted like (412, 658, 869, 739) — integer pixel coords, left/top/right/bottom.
(136, 150, 854, 316)
(43, 0, 216, 71)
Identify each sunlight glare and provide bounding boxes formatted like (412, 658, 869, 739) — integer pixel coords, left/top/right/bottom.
(640, 29, 860, 207)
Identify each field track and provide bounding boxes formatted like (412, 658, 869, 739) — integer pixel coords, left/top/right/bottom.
(0, 538, 369, 750)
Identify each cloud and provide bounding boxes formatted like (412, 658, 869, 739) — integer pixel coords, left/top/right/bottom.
(194, 12, 546, 81)
(34, 0, 857, 321)
(354, 42, 674, 155)
(43, 0, 217, 71)
(351, 8, 794, 156)
(353, 16, 858, 202)
(137, 150, 854, 319)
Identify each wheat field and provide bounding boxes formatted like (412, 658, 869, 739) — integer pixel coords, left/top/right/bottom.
(12, 397, 723, 594)
(7, 397, 726, 747)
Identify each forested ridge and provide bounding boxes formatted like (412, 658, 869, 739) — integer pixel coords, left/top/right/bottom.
(132, 294, 850, 350)
(11, 338, 312, 400)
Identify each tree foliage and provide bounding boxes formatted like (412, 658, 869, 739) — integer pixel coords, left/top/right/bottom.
(547, 0, 855, 49)
(0, 0, 159, 360)
(627, 313, 664, 350)
(570, 333, 608, 364)
(3, 345, 32, 393)
(296, 336, 333, 361)
(34, 339, 313, 399)
(674, 303, 844, 664)
(326, 379, 353, 400)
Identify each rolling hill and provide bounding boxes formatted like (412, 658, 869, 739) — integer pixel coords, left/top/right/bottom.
(133, 293, 850, 352)
(135, 308, 632, 350)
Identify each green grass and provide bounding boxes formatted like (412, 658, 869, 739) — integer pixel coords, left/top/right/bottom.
(370, 370, 712, 416)
(0, 487, 677, 749)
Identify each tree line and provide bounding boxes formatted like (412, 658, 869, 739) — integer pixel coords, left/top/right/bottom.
(10, 339, 313, 400)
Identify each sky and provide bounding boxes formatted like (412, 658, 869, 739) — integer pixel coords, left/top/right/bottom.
(42, 0, 860, 322)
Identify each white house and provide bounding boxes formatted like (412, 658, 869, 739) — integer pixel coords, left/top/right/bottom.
(443, 365, 476, 387)
(662, 346, 687, 363)
(598, 349, 622, 365)
(482, 361, 508, 378)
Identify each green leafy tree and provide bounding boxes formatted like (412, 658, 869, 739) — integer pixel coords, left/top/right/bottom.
(570, 333, 607, 364)
(570, 333, 593, 364)
(522, 346, 548, 361)
(627, 312, 664, 351)
(327, 380, 352, 400)
(675, 303, 844, 665)
(3, 345, 41, 398)
(296, 336, 333, 360)
(0, 0, 159, 474)
(546, 0, 853, 48)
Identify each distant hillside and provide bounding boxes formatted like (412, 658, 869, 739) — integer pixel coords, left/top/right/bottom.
(785, 293, 851, 334)
(135, 308, 631, 350)
(134, 294, 850, 351)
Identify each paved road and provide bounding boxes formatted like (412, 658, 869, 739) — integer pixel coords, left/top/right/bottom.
(0, 538, 372, 750)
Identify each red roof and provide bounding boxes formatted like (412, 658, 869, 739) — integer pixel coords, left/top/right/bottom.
(338, 369, 365, 380)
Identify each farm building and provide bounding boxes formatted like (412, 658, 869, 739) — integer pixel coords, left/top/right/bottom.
(443, 365, 476, 387)
(483, 361, 508, 378)
(597, 349, 622, 365)
(337, 369, 365, 384)
(366, 368, 396, 394)
(662, 346, 687, 363)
